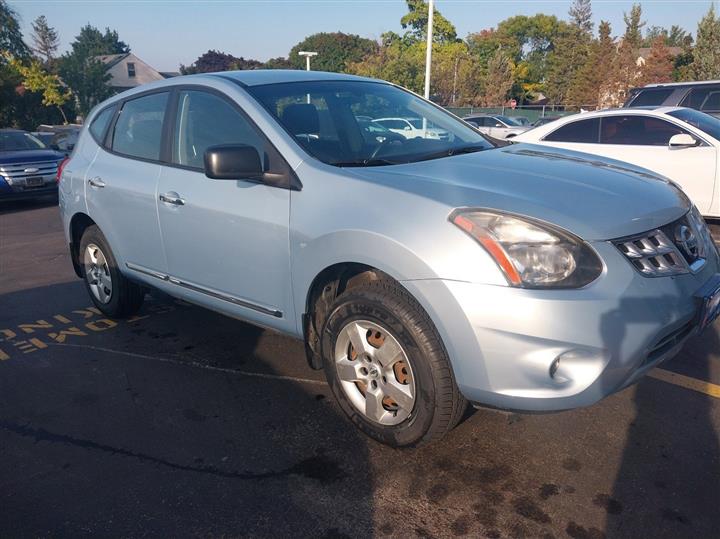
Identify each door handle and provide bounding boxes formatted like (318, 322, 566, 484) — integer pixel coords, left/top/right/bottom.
(159, 192, 185, 206)
(88, 177, 105, 188)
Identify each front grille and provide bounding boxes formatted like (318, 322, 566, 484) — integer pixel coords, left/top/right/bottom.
(614, 210, 713, 277)
(0, 160, 58, 190)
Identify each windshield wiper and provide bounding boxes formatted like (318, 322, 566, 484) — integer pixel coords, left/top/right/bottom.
(331, 158, 398, 167)
(411, 144, 489, 163)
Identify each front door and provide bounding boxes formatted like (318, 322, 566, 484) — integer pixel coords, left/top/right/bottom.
(156, 88, 294, 332)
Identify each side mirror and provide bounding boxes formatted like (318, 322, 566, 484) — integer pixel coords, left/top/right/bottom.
(669, 133, 698, 148)
(204, 144, 263, 180)
(404, 125, 412, 131)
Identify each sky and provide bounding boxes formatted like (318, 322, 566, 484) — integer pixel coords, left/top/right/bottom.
(10, 0, 718, 72)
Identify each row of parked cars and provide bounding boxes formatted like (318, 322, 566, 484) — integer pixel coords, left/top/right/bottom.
(54, 71, 720, 446)
(0, 125, 79, 201)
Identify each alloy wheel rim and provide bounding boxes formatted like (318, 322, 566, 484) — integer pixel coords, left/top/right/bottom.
(84, 243, 112, 304)
(334, 319, 416, 426)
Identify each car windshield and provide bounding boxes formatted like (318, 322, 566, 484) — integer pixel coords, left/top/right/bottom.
(667, 108, 720, 141)
(246, 80, 493, 166)
(0, 131, 47, 151)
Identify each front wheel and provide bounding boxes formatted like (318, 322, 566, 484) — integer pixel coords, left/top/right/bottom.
(79, 225, 145, 318)
(321, 280, 466, 447)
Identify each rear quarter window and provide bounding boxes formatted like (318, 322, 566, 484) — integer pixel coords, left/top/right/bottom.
(89, 106, 116, 144)
(543, 118, 600, 143)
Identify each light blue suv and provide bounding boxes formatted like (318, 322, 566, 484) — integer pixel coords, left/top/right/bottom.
(59, 71, 720, 446)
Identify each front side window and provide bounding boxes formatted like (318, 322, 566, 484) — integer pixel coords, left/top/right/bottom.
(701, 91, 720, 112)
(246, 80, 492, 166)
(172, 90, 264, 169)
(680, 87, 717, 110)
(543, 118, 600, 143)
(599, 115, 686, 146)
(112, 92, 168, 160)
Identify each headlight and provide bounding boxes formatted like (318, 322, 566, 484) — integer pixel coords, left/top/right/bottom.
(450, 209, 603, 288)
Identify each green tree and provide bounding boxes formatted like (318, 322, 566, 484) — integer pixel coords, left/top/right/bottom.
(0, 0, 29, 58)
(9, 56, 71, 123)
(400, 0, 457, 43)
(288, 32, 377, 72)
(569, 0, 593, 34)
(568, 21, 616, 108)
(623, 3, 645, 49)
(480, 49, 514, 106)
(30, 15, 59, 64)
(545, 26, 591, 105)
(692, 4, 720, 80)
(57, 24, 129, 116)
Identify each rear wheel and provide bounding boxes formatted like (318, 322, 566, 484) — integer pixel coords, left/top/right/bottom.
(321, 279, 466, 447)
(79, 225, 145, 317)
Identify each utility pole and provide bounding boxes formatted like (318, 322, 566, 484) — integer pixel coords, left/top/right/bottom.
(423, 0, 434, 100)
(298, 51, 318, 71)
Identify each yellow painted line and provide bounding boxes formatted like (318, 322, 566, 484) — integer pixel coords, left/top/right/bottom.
(648, 368, 720, 399)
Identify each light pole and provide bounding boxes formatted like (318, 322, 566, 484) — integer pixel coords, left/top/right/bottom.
(298, 51, 318, 71)
(422, 0, 435, 136)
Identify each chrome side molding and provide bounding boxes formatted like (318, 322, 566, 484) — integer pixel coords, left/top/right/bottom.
(125, 262, 282, 318)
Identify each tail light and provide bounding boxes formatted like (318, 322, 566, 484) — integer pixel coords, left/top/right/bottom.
(56, 157, 70, 184)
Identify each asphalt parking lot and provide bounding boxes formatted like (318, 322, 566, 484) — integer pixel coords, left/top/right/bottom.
(1, 199, 720, 538)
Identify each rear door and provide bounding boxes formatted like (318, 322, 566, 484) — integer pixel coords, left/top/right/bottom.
(156, 88, 294, 332)
(85, 91, 170, 276)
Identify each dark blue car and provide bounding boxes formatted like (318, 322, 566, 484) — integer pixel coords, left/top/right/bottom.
(0, 129, 66, 201)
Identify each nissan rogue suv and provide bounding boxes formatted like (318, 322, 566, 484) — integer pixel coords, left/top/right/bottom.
(59, 71, 720, 446)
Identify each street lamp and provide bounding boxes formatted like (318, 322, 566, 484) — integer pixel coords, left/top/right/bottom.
(298, 51, 318, 71)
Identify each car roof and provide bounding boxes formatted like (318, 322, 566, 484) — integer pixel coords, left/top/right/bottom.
(212, 69, 381, 87)
(641, 80, 720, 88)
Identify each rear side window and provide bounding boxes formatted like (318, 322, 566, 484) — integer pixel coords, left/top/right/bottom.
(701, 91, 720, 112)
(628, 88, 674, 107)
(89, 106, 115, 144)
(544, 118, 600, 143)
(172, 90, 264, 169)
(599, 115, 686, 145)
(112, 92, 168, 161)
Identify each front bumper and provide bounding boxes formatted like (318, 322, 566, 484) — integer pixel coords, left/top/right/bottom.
(0, 176, 57, 201)
(402, 241, 720, 412)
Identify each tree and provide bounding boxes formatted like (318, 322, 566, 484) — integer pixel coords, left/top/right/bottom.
(30, 15, 59, 64)
(638, 36, 674, 85)
(288, 32, 377, 72)
(9, 57, 71, 123)
(480, 49, 514, 106)
(400, 0, 457, 43)
(68, 24, 129, 59)
(263, 56, 293, 69)
(692, 4, 720, 80)
(57, 24, 130, 116)
(569, 0, 593, 34)
(0, 0, 29, 58)
(545, 26, 591, 105)
(180, 50, 263, 74)
(568, 21, 617, 108)
(623, 3, 645, 49)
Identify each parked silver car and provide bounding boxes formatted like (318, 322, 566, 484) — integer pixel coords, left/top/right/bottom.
(59, 71, 720, 446)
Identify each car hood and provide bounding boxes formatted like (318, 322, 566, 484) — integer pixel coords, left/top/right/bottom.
(348, 143, 689, 241)
(0, 149, 65, 165)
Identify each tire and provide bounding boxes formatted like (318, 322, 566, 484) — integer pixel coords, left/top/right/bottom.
(320, 279, 466, 447)
(79, 225, 145, 318)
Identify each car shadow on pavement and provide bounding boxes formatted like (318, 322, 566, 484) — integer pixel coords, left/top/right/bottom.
(0, 197, 58, 216)
(0, 282, 374, 537)
(604, 311, 720, 538)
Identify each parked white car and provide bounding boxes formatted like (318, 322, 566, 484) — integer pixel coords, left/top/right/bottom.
(513, 107, 720, 218)
(372, 117, 449, 140)
(463, 114, 530, 139)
